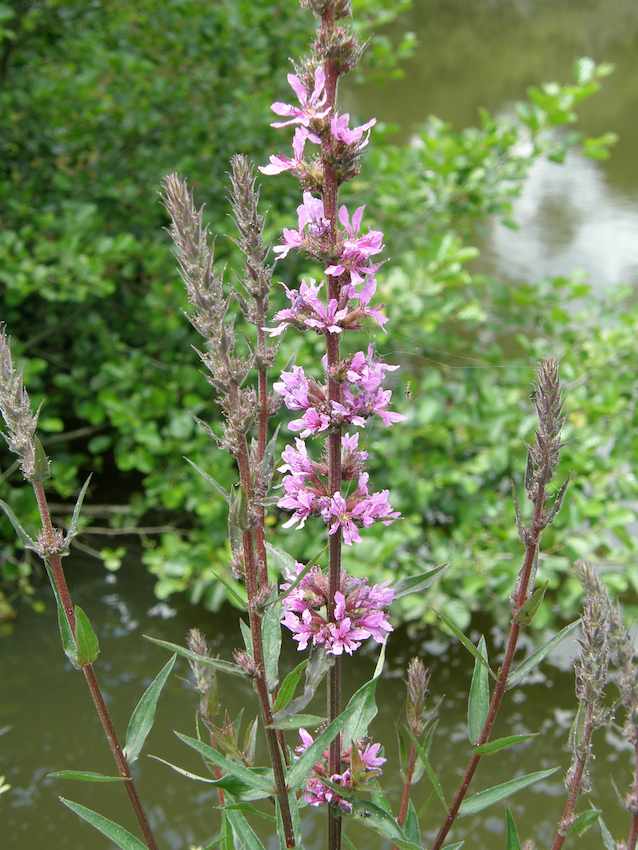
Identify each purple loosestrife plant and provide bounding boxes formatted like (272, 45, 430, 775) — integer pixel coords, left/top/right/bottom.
(5, 4, 638, 850)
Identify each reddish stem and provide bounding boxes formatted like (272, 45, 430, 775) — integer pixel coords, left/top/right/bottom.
(397, 744, 417, 828)
(550, 704, 595, 850)
(319, 9, 345, 850)
(32, 480, 160, 850)
(255, 310, 269, 590)
(628, 744, 638, 850)
(430, 491, 546, 850)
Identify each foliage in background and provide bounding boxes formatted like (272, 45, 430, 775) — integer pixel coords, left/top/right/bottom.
(1, 1, 635, 630)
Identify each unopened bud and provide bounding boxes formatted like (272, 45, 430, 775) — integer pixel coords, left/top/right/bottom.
(406, 657, 430, 736)
(233, 648, 257, 678)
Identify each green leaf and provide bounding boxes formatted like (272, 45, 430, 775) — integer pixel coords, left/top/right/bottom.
(48, 771, 125, 783)
(265, 542, 297, 575)
(32, 436, 51, 481)
(394, 564, 447, 598)
(598, 815, 616, 850)
(175, 732, 273, 795)
(506, 808, 521, 849)
(59, 798, 147, 850)
(270, 713, 325, 730)
(44, 563, 78, 668)
(569, 808, 601, 836)
(342, 644, 385, 749)
(124, 654, 176, 764)
(435, 611, 497, 681)
(66, 474, 92, 542)
(507, 620, 580, 689)
(272, 659, 308, 713)
(144, 635, 247, 678)
(442, 844, 464, 850)
(405, 799, 422, 846)
(208, 568, 247, 610)
(184, 457, 229, 502)
(474, 733, 538, 755)
(516, 581, 548, 626)
(287, 672, 381, 790)
(74, 606, 100, 666)
(271, 648, 333, 724)
(405, 725, 447, 810)
(149, 755, 264, 800)
(459, 767, 559, 816)
(261, 593, 282, 692)
(468, 635, 490, 745)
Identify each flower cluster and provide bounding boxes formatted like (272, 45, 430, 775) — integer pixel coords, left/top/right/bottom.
(281, 562, 394, 653)
(295, 727, 386, 811)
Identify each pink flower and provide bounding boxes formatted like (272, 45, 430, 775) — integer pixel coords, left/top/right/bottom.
(259, 127, 311, 176)
(274, 193, 330, 260)
(278, 476, 318, 529)
(271, 68, 330, 130)
(330, 113, 376, 149)
(325, 205, 384, 287)
(289, 407, 330, 439)
(280, 564, 394, 655)
(273, 365, 310, 410)
(278, 438, 315, 476)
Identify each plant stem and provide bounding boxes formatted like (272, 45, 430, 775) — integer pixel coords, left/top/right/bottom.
(255, 300, 269, 590)
(235, 435, 295, 848)
(320, 9, 344, 850)
(31, 480, 160, 850)
(550, 703, 595, 850)
(430, 490, 546, 850)
(397, 744, 417, 828)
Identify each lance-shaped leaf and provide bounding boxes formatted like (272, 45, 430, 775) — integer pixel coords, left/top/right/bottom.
(474, 733, 538, 756)
(394, 564, 447, 599)
(569, 808, 601, 836)
(468, 635, 490, 745)
(74, 606, 100, 666)
(261, 593, 282, 692)
(124, 654, 176, 763)
(272, 659, 308, 714)
(405, 725, 447, 809)
(546, 477, 570, 526)
(65, 475, 92, 544)
(342, 643, 385, 749)
(48, 771, 125, 783)
(149, 755, 259, 798)
(270, 713, 325, 731)
(185, 457, 230, 503)
(44, 564, 79, 668)
(340, 791, 421, 850)
(266, 542, 298, 576)
(144, 635, 247, 678)
(405, 799, 422, 846)
(598, 815, 616, 850)
(442, 844, 464, 850)
(459, 767, 559, 816)
(0, 499, 38, 551)
(516, 581, 548, 627)
(435, 610, 497, 681)
(175, 732, 273, 795)
(209, 568, 247, 610)
(507, 620, 580, 690)
(506, 808, 521, 849)
(59, 798, 147, 850)
(227, 807, 267, 850)
(271, 648, 333, 724)
(258, 425, 280, 496)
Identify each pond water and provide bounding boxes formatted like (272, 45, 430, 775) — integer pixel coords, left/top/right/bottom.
(1, 558, 632, 850)
(351, 0, 638, 288)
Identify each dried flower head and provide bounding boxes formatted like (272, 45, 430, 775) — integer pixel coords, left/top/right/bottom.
(187, 628, 218, 721)
(406, 657, 431, 736)
(526, 358, 564, 505)
(0, 325, 40, 479)
(301, 0, 352, 20)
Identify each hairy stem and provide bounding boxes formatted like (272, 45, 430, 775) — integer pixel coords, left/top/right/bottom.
(430, 490, 546, 850)
(550, 704, 595, 850)
(32, 481, 160, 850)
(255, 302, 269, 590)
(320, 9, 344, 850)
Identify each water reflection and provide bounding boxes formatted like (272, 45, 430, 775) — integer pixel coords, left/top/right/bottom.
(350, 0, 638, 288)
(0, 560, 632, 850)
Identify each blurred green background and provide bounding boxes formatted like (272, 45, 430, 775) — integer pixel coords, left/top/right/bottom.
(1, 0, 637, 631)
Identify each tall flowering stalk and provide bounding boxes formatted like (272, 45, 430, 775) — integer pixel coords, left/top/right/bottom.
(431, 359, 568, 850)
(162, 170, 296, 846)
(259, 2, 402, 847)
(0, 327, 159, 850)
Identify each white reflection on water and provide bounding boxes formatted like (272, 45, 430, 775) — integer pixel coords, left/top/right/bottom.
(485, 148, 638, 287)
